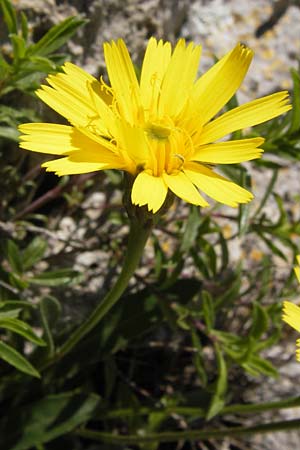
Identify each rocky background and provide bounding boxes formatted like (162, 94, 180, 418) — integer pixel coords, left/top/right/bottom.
(10, 0, 300, 102)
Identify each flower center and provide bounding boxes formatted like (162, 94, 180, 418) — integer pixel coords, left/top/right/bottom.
(145, 116, 173, 141)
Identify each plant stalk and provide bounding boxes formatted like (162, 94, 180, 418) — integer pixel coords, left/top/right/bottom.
(75, 418, 300, 445)
(40, 217, 152, 370)
(98, 395, 300, 420)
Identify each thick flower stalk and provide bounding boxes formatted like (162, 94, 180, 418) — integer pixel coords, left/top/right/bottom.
(19, 38, 291, 213)
(283, 255, 300, 361)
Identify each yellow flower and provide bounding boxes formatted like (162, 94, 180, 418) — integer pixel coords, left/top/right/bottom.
(282, 255, 300, 361)
(19, 38, 291, 213)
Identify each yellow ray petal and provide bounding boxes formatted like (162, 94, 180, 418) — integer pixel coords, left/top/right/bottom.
(19, 123, 75, 154)
(192, 44, 253, 126)
(36, 85, 93, 128)
(36, 63, 109, 129)
(46, 71, 95, 116)
(184, 162, 253, 207)
(42, 157, 116, 175)
(19, 123, 117, 160)
(162, 171, 209, 207)
(140, 37, 171, 116)
(103, 39, 141, 124)
(282, 301, 300, 332)
(199, 91, 291, 144)
(192, 137, 264, 164)
(159, 39, 202, 118)
(131, 171, 168, 213)
(62, 62, 112, 105)
(115, 119, 150, 168)
(86, 80, 116, 136)
(60, 62, 97, 90)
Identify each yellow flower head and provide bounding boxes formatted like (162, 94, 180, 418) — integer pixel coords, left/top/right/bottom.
(19, 38, 291, 213)
(282, 255, 300, 361)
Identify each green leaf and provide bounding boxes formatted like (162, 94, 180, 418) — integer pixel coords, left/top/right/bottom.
(252, 168, 278, 219)
(103, 356, 117, 400)
(215, 267, 242, 309)
(39, 296, 61, 355)
(7, 240, 23, 274)
(206, 242, 217, 277)
(10, 34, 26, 60)
(288, 68, 300, 134)
(218, 230, 229, 270)
(20, 11, 29, 41)
(0, 308, 22, 319)
(0, 340, 40, 378)
(250, 303, 268, 340)
(191, 329, 207, 386)
(242, 355, 278, 378)
(180, 206, 201, 252)
(258, 233, 288, 261)
(4, 391, 101, 450)
(22, 237, 47, 270)
(238, 171, 252, 236)
(191, 249, 210, 278)
(25, 55, 57, 72)
(238, 199, 251, 237)
(0, 317, 46, 346)
(0, 300, 36, 310)
(0, 52, 12, 83)
(9, 272, 29, 290)
(1, 0, 18, 34)
(202, 290, 215, 330)
(0, 125, 20, 141)
(28, 269, 81, 286)
(206, 345, 227, 420)
(26, 16, 87, 57)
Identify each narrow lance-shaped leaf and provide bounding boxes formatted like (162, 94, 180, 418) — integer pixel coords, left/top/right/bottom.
(0, 126, 20, 142)
(202, 290, 215, 330)
(0, 341, 40, 378)
(28, 268, 81, 287)
(288, 68, 300, 134)
(26, 16, 87, 57)
(39, 296, 61, 356)
(22, 237, 47, 271)
(7, 240, 23, 274)
(250, 303, 269, 340)
(0, 0, 18, 34)
(191, 329, 207, 386)
(10, 34, 26, 61)
(0, 308, 22, 319)
(20, 11, 29, 42)
(180, 206, 201, 253)
(252, 168, 278, 219)
(238, 172, 252, 236)
(206, 344, 227, 420)
(0, 317, 46, 346)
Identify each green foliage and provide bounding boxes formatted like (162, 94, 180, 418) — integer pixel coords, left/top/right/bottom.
(0, 0, 86, 96)
(3, 391, 100, 450)
(0, 235, 80, 377)
(0, 0, 86, 220)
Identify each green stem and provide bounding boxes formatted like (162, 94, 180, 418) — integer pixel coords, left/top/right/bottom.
(224, 395, 300, 415)
(75, 418, 300, 445)
(40, 218, 152, 370)
(96, 396, 300, 421)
